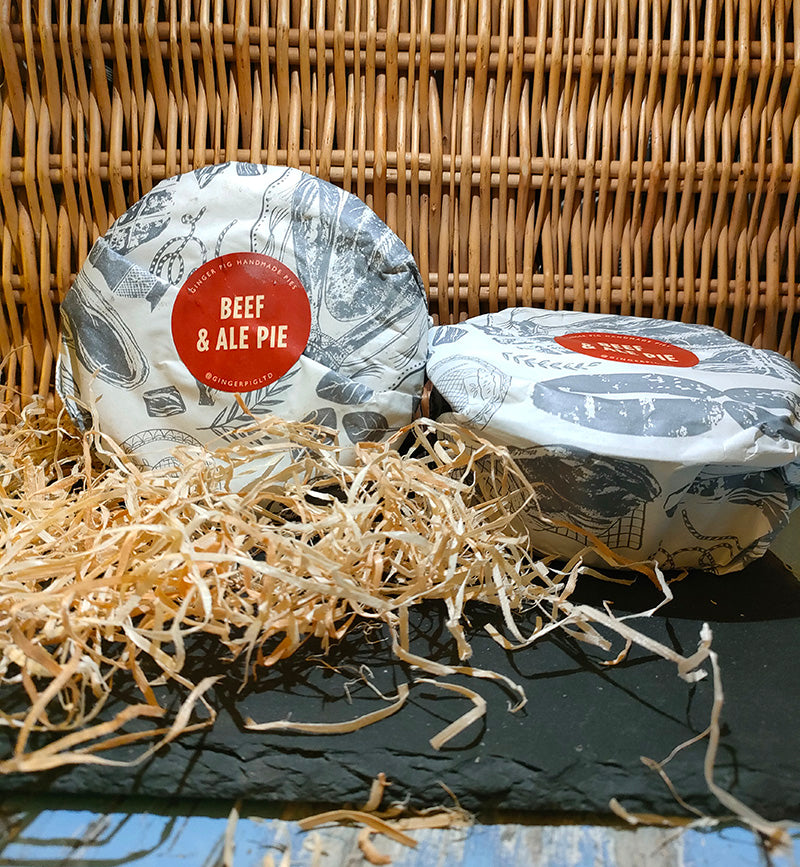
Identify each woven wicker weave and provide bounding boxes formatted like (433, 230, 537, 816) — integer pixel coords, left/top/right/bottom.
(1, 0, 799, 407)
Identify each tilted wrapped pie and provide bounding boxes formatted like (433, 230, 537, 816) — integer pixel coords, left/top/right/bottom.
(427, 308, 800, 572)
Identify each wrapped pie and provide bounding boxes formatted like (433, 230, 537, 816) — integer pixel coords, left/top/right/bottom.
(427, 308, 800, 572)
(57, 163, 429, 473)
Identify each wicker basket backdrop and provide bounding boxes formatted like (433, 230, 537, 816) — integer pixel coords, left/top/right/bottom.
(1, 0, 799, 409)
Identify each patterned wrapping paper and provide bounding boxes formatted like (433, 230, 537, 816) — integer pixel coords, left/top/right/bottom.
(427, 309, 800, 572)
(56, 163, 429, 476)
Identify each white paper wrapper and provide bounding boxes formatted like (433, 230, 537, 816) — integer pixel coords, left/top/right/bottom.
(56, 163, 429, 476)
(427, 309, 800, 572)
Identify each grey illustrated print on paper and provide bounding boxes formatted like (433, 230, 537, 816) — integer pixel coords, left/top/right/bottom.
(149, 209, 209, 307)
(104, 189, 173, 255)
(196, 382, 217, 407)
(195, 164, 230, 189)
(288, 172, 427, 390)
(215, 220, 238, 257)
(202, 369, 299, 441)
(250, 169, 297, 260)
(342, 411, 390, 443)
(665, 467, 796, 534)
(315, 370, 375, 405)
(61, 272, 150, 390)
(236, 163, 270, 176)
(87, 239, 171, 308)
(697, 347, 800, 384)
(511, 445, 661, 550)
(660, 462, 800, 570)
(532, 374, 800, 442)
(468, 310, 800, 383)
(430, 326, 467, 347)
(501, 351, 601, 372)
(721, 388, 800, 444)
(471, 309, 733, 350)
(302, 407, 338, 432)
(120, 428, 203, 470)
(428, 356, 511, 429)
(653, 505, 753, 573)
(652, 535, 744, 573)
(143, 386, 187, 418)
(532, 374, 725, 437)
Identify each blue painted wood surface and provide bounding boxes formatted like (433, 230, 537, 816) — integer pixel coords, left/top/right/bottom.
(1, 797, 796, 866)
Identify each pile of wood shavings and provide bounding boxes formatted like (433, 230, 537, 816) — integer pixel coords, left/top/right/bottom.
(0, 399, 562, 769)
(0, 399, 791, 854)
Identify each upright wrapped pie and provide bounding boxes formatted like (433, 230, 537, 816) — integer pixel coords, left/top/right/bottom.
(57, 163, 429, 472)
(427, 309, 800, 572)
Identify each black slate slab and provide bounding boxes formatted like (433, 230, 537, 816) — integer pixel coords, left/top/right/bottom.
(1, 553, 799, 820)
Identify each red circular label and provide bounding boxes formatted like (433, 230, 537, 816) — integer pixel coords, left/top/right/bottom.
(554, 332, 699, 367)
(171, 253, 311, 392)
